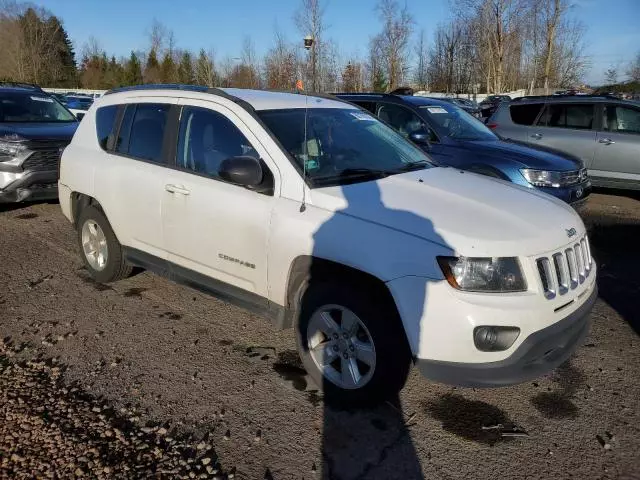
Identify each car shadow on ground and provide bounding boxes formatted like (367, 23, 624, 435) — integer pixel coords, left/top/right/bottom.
(592, 187, 640, 202)
(586, 218, 640, 336)
(302, 180, 452, 479)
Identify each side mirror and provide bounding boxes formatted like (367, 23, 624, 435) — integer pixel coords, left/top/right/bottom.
(219, 155, 263, 187)
(408, 129, 432, 147)
(75, 112, 85, 121)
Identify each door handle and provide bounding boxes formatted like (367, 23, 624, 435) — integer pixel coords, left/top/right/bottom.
(598, 138, 615, 145)
(530, 133, 543, 139)
(165, 184, 190, 195)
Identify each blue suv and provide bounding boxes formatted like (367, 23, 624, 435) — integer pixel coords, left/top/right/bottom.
(336, 93, 591, 206)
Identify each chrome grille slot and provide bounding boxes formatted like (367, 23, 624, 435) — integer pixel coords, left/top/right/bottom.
(575, 243, 585, 282)
(536, 234, 592, 300)
(581, 238, 591, 272)
(536, 258, 556, 299)
(566, 248, 578, 288)
(552, 252, 569, 294)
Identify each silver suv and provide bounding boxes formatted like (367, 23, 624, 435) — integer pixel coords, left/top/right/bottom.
(489, 96, 640, 190)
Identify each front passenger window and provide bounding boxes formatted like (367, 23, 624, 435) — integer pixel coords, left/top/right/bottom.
(177, 106, 259, 179)
(376, 103, 425, 138)
(604, 105, 640, 134)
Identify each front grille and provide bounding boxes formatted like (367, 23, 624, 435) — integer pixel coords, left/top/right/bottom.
(22, 140, 68, 171)
(560, 168, 588, 186)
(536, 235, 592, 299)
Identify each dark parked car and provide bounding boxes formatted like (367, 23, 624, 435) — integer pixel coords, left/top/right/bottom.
(441, 97, 481, 118)
(336, 93, 591, 206)
(479, 94, 512, 118)
(0, 83, 78, 203)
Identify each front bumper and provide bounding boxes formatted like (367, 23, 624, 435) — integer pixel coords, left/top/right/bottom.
(0, 170, 58, 203)
(416, 285, 597, 388)
(537, 180, 592, 206)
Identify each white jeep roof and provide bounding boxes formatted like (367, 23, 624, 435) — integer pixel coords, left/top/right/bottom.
(221, 88, 355, 111)
(99, 85, 354, 112)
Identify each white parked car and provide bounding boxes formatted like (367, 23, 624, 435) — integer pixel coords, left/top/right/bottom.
(58, 85, 597, 405)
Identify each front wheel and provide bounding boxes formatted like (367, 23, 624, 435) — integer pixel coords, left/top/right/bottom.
(295, 282, 412, 407)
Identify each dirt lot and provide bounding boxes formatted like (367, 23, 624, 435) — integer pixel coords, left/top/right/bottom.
(1, 191, 639, 479)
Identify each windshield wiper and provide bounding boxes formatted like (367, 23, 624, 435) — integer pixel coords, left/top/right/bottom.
(394, 161, 431, 172)
(338, 168, 392, 177)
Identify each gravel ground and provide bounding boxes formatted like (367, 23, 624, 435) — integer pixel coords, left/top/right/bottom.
(1, 191, 639, 479)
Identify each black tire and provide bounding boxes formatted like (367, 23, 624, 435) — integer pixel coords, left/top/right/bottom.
(295, 281, 412, 407)
(76, 204, 132, 283)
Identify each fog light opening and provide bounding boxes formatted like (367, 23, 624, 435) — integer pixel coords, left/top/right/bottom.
(474, 326, 520, 352)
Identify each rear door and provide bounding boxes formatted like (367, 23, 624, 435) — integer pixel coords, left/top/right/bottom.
(93, 99, 176, 259)
(528, 102, 598, 167)
(500, 102, 544, 141)
(592, 103, 640, 188)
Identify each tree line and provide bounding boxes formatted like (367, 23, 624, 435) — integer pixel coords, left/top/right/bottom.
(1, 0, 638, 94)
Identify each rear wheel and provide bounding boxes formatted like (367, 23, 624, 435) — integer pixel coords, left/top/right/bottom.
(295, 282, 412, 407)
(76, 204, 132, 283)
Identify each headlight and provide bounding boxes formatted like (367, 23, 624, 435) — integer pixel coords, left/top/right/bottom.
(520, 168, 565, 187)
(437, 256, 526, 292)
(0, 136, 28, 162)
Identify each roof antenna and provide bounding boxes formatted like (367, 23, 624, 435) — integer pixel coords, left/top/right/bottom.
(300, 90, 309, 213)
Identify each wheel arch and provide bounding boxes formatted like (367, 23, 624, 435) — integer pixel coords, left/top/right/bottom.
(70, 192, 106, 229)
(283, 256, 404, 335)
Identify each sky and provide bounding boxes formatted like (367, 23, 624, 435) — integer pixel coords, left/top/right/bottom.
(35, 0, 640, 86)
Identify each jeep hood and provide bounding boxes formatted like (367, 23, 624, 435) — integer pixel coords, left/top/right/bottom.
(458, 139, 583, 170)
(310, 167, 584, 257)
(0, 122, 78, 141)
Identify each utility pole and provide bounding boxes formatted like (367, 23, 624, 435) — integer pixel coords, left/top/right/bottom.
(304, 35, 315, 91)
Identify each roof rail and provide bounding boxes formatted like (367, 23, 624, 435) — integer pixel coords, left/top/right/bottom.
(0, 81, 43, 91)
(511, 93, 621, 102)
(330, 92, 400, 99)
(103, 83, 234, 98)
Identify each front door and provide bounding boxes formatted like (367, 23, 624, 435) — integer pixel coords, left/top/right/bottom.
(592, 103, 640, 188)
(161, 100, 277, 298)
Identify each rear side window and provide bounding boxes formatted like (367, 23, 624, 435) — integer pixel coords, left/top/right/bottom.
(117, 103, 170, 163)
(537, 103, 594, 130)
(116, 105, 135, 154)
(95, 105, 118, 150)
(509, 103, 543, 125)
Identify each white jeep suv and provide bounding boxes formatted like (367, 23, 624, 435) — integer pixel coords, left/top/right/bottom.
(58, 85, 597, 405)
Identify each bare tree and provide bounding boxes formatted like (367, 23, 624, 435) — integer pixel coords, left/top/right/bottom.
(539, 0, 569, 93)
(627, 51, 640, 83)
(375, 0, 413, 90)
(552, 19, 589, 88)
(605, 66, 618, 85)
(413, 29, 428, 90)
(294, 0, 327, 91)
(264, 28, 299, 90)
(239, 36, 260, 88)
(0, 3, 26, 81)
(148, 19, 169, 54)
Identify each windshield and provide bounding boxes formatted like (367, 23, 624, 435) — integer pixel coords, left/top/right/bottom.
(258, 108, 433, 186)
(419, 104, 497, 141)
(66, 97, 93, 111)
(0, 91, 76, 123)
